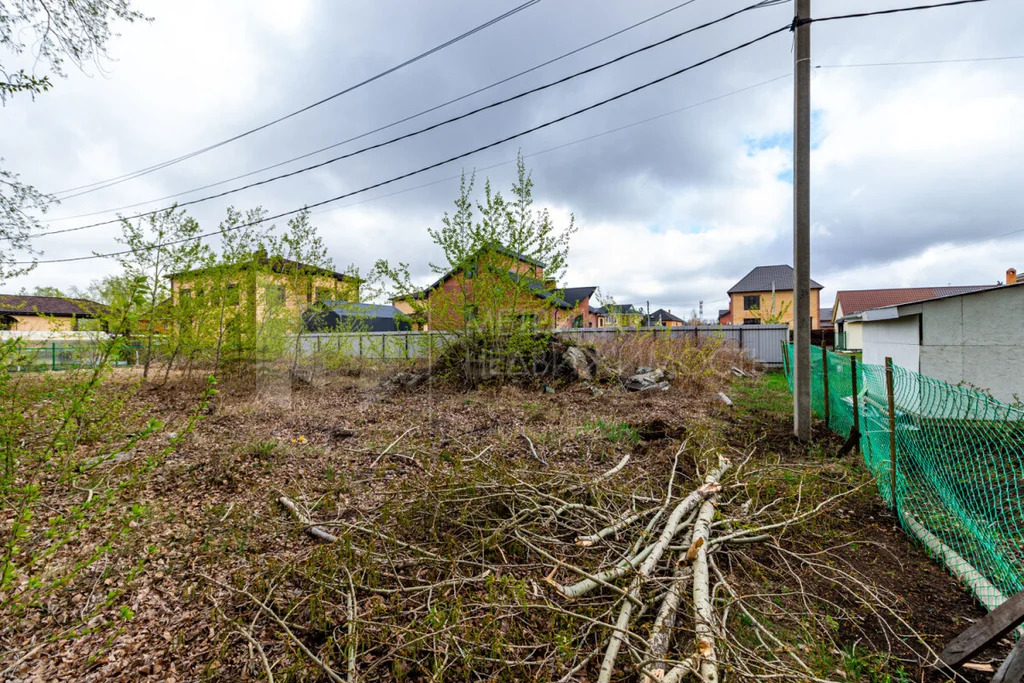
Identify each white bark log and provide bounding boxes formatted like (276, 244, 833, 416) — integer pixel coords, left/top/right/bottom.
(692, 497, 719, 682)
(596, 457, 730, 683)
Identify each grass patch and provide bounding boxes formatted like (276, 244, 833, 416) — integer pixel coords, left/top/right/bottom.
(730, 370, 791, 417)
(582, 418, 640, 444)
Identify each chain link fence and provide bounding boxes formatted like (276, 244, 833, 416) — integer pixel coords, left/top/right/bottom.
(783, 344, 1024, 612)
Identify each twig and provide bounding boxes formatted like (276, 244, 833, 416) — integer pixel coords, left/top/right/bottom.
(371, 426, 417, 466)
(520, 432, 548, 467)
(278, 495, 339, 543)
(234, 627, 275, 683)
(203, 574, 344, 683)
(594, 452, 631, 482)
(576, 507, 658, 547)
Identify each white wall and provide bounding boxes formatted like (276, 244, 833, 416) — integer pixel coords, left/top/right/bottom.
(919, 286, 1024, 403)
(862, 314, 920, 372)
(843, 320, 864, 350)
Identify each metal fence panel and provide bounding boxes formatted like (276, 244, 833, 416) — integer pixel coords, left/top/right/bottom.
(292, 325, 788, 365)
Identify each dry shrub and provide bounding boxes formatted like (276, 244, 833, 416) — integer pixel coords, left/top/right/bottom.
(589, 330, 757, 395)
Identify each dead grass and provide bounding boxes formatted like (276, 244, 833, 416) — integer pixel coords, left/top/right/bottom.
(0, 357, 999, 682)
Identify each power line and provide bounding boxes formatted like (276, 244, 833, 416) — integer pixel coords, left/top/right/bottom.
(49, 0, 544, 198)
(35, 1, 780, 239)
(300, 74, 790, 220)
(807, 0, 993, 25)
(45, 0, 711, 223)
(18, 25, 791, 265)
(815, 54, 1024, 68)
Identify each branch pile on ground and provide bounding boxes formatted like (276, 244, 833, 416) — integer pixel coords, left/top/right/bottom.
(205, 437, 938, 681)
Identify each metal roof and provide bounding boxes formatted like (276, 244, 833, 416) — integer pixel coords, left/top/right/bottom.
(727, 265, 823, 294)
(834, 285, 995, 319)
(860, 281, 1023, 321)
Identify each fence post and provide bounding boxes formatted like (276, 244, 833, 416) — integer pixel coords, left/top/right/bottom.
(52, 342, 57, 371)
(850, 356, 860, 451)
(821, 341, 830, 427)
(884, 357, 898, 511)
(780, 339, 789, 375)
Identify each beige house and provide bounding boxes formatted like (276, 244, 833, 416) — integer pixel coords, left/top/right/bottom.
(0, 294, 107, 332)
(719, 265, 823, 329)
(169, 255, 359, 327)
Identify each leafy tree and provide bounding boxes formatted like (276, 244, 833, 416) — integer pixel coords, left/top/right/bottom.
(17, 285, 66, 297)
(748, 291, 792, 324)
(382, 154, 577, 383)
(0, 0, 148, 283)
(114, 205, 210, 378)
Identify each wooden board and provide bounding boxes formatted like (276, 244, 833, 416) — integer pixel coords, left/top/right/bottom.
(992, 636, 1024, 683)
(939, 590, 1024, 669)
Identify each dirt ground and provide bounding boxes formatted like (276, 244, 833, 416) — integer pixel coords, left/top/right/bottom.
(1, 365, 1010, 682)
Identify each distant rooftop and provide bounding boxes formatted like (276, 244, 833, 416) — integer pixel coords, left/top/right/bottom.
(0, 294, 107, 318)
(835, 285, 995, 318)
(728, 265, 823, 294)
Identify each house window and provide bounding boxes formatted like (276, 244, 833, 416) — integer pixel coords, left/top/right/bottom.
(315, 287, 333, 303)
(743, 318, 759, 325)
(743, 295, 759, 310)
(266, 285, 286, 305)
(598, 318, 605, 328)
(465, 305, 479, 322)
(225, 283, 240, 306)
(179, 289, 192, 300)
(516, 313, 538, 328)
(572, 315, 583, 328)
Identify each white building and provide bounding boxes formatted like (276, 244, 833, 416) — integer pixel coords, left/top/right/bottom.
(860, 281, 1024, 403)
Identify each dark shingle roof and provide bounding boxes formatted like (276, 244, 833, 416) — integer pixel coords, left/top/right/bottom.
(558, 286, 596, 307)
(728, 265, 823, 294)
(647, 309, 684, 324)
(0, 295, 107, 318)
(303, 302, 411, 332)
(819, 307, 832, 323)
(834, 285, 996, 318)
(594, 303, 642, 316)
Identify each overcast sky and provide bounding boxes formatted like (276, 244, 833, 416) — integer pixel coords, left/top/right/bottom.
(2, 0, 1022, 314)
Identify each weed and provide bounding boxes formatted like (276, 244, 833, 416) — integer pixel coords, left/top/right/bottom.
(249, 438, 280, 458)
(583, 418, 640, 444)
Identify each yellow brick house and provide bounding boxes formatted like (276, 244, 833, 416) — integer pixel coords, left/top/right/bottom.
(719, 264, 823, 329)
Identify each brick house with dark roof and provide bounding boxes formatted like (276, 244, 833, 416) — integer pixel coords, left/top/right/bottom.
(0, 295, 107, 332)
(719, 265, 824, 329)
(392, 246, 600, 330)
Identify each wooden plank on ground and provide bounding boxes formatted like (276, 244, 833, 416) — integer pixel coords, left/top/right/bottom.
(939, 590, 1024, 669)
(992, 636, 1024, 683)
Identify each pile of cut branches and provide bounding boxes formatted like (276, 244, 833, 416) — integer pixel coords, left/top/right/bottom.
(207, 437, 940, 681)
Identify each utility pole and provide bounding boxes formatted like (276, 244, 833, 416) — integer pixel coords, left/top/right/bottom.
(793, 0, 812, 441)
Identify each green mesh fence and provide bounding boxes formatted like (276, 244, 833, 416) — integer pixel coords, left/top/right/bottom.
(783, 344, 1024, 611)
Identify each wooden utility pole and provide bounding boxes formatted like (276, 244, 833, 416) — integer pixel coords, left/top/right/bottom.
(792, 0, 812, 440)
